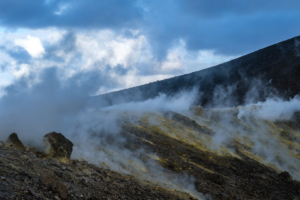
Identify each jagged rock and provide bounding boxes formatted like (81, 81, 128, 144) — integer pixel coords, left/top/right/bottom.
(6, 133, 25, 151)
(52, 181, 68, 200)
(278, 171, 292, 182)
(44, 132, 73, 162)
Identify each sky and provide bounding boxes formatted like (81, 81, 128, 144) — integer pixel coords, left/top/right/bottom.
(0, 0, 300, 97)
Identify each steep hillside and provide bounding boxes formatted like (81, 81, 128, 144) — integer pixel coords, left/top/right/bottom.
(96, 36, 300, 107)
(98, 103, 300, 200)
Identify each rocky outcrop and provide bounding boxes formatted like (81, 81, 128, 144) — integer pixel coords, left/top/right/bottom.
(278, 171, 293, 182)
(43, 132, 73, 162)
(6, 132, 25, 151)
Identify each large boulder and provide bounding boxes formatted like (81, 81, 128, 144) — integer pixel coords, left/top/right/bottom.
(43, 132, 73, 162)
(278, 171, 292, 182)
(6, 133, 25, 151)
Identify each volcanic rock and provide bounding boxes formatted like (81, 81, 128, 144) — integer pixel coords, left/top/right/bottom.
(278, 171, 293, 182)
(6, 133, 25, 151)
(44, 132, 73, 162)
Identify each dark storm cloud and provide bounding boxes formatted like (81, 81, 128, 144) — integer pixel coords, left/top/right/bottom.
(141, 0, 300, 56)
(178, 0, 300, 18)
(1, 0, 300, 57)
(181, 12, 300, 55)
(0, 0, 142, 29)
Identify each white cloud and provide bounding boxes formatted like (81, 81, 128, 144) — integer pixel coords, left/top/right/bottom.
(11, 62, 30, 79)
(0, 27, 237, 97)
(76, 30, 151, 71)
(161, 50, 183, 72)
(161, 40, 237, 74)
(14, 35, 45, 58)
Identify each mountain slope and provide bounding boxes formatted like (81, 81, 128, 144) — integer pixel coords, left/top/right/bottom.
(96, 36, 300, 107)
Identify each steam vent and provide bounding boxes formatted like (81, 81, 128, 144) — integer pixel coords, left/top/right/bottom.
(1, 36, 300, 200)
